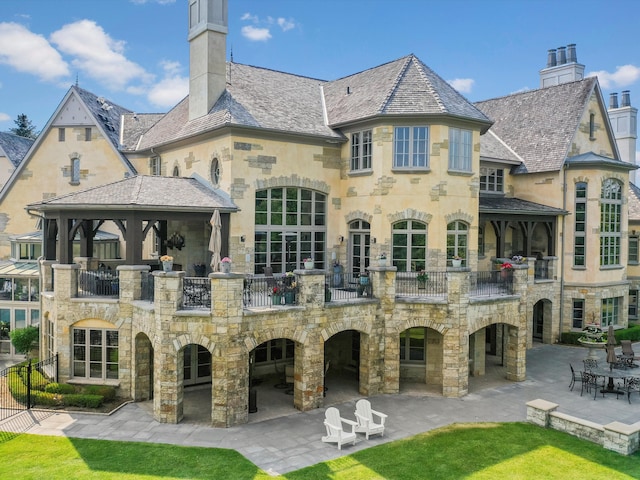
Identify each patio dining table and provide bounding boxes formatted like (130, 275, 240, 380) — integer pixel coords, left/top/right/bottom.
(590, 367, 638, 395)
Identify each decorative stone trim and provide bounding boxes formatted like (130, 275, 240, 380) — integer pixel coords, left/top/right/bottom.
(344, 210, 373, 224)
(387, 208, 433, 225)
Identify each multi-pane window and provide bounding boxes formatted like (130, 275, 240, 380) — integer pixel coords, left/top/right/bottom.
(572, 299, 584, 329)
(44, 315, 55, 359)
(85, 127, 91, 141)
(392, 220, 427, 271)
(150, 156, 161, 176)
(629, 236, 639, 263)
(448, 127, 472, 171)
(350, 130, 372, 171)
(393, 126, 429, 168)
(70, 157, 80, 184)
(253, 339, 294, 364)
(18, 243, 41, 261)
(73, 328, 119, 380)
(58, 128, 65, 142)
(600, 179, 622, 266)
(254, 188, 326, 274)
(629, 290, 638, 319)
(447, 221, 468, 266)
(574, 182, 587, 266)
(480, 167, 503, 193)
(601, 297, 620, 327)
(399, 327, 426, 363)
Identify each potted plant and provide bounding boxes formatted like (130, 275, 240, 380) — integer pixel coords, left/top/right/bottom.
(500, 261, 513, 280)
(284, 281, 297, 304)
(416, 270, 428, 288)
(377, 252, 387, 266)
(271, 285, 284, 306)
(511, 255, 526, 264)
(220, 257, 232, 273)
(160, 254, 173, 272)
(303, 258, 314, 269)
(451, 255, 462, 267)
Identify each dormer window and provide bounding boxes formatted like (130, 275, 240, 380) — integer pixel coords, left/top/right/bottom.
(480, 167, 504, 193)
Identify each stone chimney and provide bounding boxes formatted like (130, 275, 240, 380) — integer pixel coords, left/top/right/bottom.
(610, 93, 619, 109)
(188, 0, 228, 121)
(539, 43, 585, 88)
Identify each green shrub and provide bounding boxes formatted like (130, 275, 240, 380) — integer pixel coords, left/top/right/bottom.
(560, 331, 583, 345)
(82, 385, 116, 402)
(6, 370, 27, 404)
(30, 390, 63, 407)
(45, 383, 77, 395)
(16, 364, 49, 391)
(615, 325, 640, 342)
(62, 394, 104, 408)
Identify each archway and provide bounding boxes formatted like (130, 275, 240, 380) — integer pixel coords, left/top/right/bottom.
(134, 332, 153, 401)
(532, 299, 552, 343)
(398, 326, 443, 395)
(323, 330, 360, 403)
(180, 343, 212, 424)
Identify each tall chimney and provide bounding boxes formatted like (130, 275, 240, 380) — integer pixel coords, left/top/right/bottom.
(610, 93, 619, 109)
(557, 46, 567, 65)
(547, 49, 557, 68)
(567, 44, 577, 63)
(621, 90, 631, 107)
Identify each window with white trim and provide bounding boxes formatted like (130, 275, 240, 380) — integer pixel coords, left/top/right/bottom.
(447, 221, 468, 266)
(629, 236, 638, 263)
(601, 297, 620, 327)
(150, 156, 161, 176)
(448, 127, 472, 172)
(574, 182, 587, 266)
(73, 328, 119, 380)
(393, 126, 429, 168)
(392, 220, 427, 271)
(600, 179, 622, 266)
(572, 299, 584, 329)
(350, 130, 372, 171)
(479, 167, 503, 192)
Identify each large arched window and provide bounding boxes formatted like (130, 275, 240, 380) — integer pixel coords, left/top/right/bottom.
(600, 178, 622, 266)
(447, 220, 468, 266)
(392, 220, 427, 271)
(254, 187, 326, 274)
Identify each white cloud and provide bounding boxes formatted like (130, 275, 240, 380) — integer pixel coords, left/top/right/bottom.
(50, 20, 154, 91)
(0, 22, 69, 81)
(277, 18, 296, 32)
(241, 13, 259, 23)
(587, 64, 640, 89)
(241, 25, 272, 42)
(0, 112, 10, 122)
(146, 60, 188, 108)
(448, 78, 474, 93)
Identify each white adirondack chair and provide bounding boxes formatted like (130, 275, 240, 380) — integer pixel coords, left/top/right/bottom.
(321, 407, 357, 450)
(354, 399, 387, 439)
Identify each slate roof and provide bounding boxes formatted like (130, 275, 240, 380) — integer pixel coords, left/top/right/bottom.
(479, 196, 567, 215)
(29, 175, 237, 213)
(475, 78, 604, 174)
(628, 182, 640, 222)
(565, 151, 636, 171)
(324, 55, 491, 128)
(120, 113, 165, 151)
(479, 130, 522, 164)
(0, 132, 34, 167)
(136, 55, 491, 151)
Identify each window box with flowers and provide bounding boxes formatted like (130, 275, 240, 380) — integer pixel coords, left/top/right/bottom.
(160, 255, 174, 272)
(220, 257, 232, 273)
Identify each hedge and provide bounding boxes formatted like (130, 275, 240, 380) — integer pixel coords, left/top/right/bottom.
(83, 385, 116, 402)
(45, 383, 77, 395)
(62, 394, 104, 408)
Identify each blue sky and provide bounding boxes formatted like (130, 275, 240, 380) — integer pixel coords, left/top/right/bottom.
(1, 0, 639, 156)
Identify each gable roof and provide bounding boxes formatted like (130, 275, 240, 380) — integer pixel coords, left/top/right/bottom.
(323, 55, 491, 128)
(475, 77, 619, 174)
(29, 175, 237, 213)
(0, 132, 34, 167)
(628, 182, 640, 222)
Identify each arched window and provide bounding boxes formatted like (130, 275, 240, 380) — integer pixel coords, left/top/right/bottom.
(172, 165, 180, 177)
(254, 187, 326, 274)
(447, 221, 468, 266)
(392, 220, 427, 271)
(600, 179, 622, 266)
(210, 158, 220, 186)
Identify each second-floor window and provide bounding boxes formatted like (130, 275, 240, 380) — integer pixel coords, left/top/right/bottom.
(574, 182, 587, 266)
(70, 157, 80, 184)
(150, 156, 161, 176)
(480, 167, 503, 193)
(600, 178, 622, 266)
(393, 126, 429, 169)
(630, 235, 639, 264)
(350, 130, 372, 171)
(448, 128, 472, 172)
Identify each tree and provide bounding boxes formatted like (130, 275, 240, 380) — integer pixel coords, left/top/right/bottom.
(10, 326, 39, 359)
(9, 113, 38, 139)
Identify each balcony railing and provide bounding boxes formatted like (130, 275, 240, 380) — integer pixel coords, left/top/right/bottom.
(396, 271, 447, 298)
(470, 270, 514, 297)
(325, 272, 372, 301)
(77, 268, 119, 298)
(243, 276, 299, 307)
(182, 277, 211, 309)
(534, 259, 551, 280)
(140, 271, 154, 302)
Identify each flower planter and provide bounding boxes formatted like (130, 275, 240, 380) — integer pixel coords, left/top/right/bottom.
(304, 261, 314, 270)
(220, 262, 231, 273)
(452, 259, 462, 268)
(284, 291, 296, 304)
(359, 275, 369, 285)
(272, 294, 282, 305)
(378, 258, 387, 267)
(162, 261, 173, 272)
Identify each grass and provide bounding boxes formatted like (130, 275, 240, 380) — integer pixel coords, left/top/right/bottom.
(0, 423, 638, 479)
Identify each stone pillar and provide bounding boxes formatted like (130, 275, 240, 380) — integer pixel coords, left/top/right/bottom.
(469, 328, 486, 376)
(51, 263, 80, 382)
(298, 339, 325, 411)
(442, 268, 470, 397)
(52, 263, 79, 302)
(74, 257, 99, 270)
(40, 259, 55, 292)
(505, 324, 527, 381)
(370, 265, 399, 394)
(117, 265, 150, 302)
(526, 399, 558, 427)
(295, 269, 325, 307)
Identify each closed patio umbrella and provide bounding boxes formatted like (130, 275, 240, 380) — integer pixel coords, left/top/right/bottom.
(209, 209, 222, 272)
(605, 324, 617, 370)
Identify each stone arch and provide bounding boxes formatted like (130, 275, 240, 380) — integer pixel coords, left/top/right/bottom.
(320, 318, 372, 341)
(388, 316, 449, 338)
(444, 210, 474, 225)
(387, 208, 433, 225)
(255, 174, 330, 195)
(68, 306, 121, 327)
(344, 210, 373, 225)
(468, 313, 520, 334)
(172, 333, 214, 354)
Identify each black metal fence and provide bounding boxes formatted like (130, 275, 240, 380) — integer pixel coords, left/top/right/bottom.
(77, 268, 120, 298)
(396, 271, 447, 298)
(0, 354, 58, 423)
(183, 277, 211, 309)
(243, 276, 299, 307)
(326, 272, 372, 301)
(470, 270, 514, 296)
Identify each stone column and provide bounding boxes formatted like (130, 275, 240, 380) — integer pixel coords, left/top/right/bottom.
(469, 328, 486, 376)
(295, 269, 325, 307)
(51, 263, 80, 382)
(369, 265, 398, 394)
(39, 259, 55, 292)
(442, 268, 470, 397)
(506, 265, 528, 381)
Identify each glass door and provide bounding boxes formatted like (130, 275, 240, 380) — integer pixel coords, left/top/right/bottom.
(349, 220, 370, 274)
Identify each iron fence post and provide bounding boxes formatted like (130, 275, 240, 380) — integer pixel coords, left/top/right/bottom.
(26, 359, 32, 409)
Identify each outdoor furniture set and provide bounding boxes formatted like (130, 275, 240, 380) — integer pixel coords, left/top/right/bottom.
(321, 399, 387, 450)
(572, 357, 640, 404)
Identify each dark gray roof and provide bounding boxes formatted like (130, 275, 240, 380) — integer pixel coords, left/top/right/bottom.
(324, 55, 491, 128)
(565, 151, 636, 171)
(480, 130, 522, 164)
(29, 175, 237, 213)
(0, 132, 34, 167)
(475, 78, 615, 174)
(479, 196, 567, 215)
(120, 113, 165, 151)
(629, 183, 640, 222)
(135, 55, 492, 151)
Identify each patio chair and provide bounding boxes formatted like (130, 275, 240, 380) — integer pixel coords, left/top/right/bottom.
(583, 359, 598, 371)
(621, 377, 640, 404)
(354, 399, 387, 439)
(580, 372, 605, 399)
(619, 341, 639, 367)
(569, 364, 584, 391)
(321, 407, 357, 450)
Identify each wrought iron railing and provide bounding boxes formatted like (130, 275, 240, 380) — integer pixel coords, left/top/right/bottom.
(396, 271, 447, 298)
(325, 272, 372, 301)
(77, 268, 119, 297)
(470, 270, 514, 296)
(183, 277, 211, 309)
(534, 259, 551, 280)
(243, 276, 298, 307)
(140, 271, 154, 302)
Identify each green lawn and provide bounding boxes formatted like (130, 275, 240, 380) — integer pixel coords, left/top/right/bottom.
(0, 423, 638, 479)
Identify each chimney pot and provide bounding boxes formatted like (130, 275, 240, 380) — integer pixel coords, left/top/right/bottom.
(621, 90, 631, 107)
(546, 49, 557, 68)
(557, 46, 567, 65)
(567, 44, 577, 63)
(610, 93, 619, 109)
